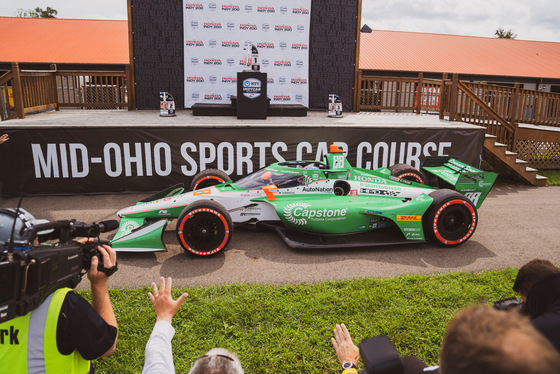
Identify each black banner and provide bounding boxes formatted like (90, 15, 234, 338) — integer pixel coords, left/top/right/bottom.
(0, 126, 484, 196)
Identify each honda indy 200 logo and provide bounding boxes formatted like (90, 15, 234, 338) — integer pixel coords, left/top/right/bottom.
(283, 203, 347, 225)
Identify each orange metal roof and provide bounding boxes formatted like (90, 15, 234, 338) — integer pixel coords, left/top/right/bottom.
(0, 17, 128, 65)
(360, 30, 560, 79)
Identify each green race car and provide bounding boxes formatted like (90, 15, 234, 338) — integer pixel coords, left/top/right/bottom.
(111, 145, 497, 255)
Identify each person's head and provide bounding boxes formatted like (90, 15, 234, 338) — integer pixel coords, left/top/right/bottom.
(439, 305, 560, 374)
(0, 208, 51, 248)
(188, 348, 244, 374)
(513, 259, 560, 300)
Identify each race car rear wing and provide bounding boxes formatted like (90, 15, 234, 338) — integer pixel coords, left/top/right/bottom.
(421, 157, 498, 209)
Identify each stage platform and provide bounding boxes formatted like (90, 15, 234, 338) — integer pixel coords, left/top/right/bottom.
(0, 109, 487, 196)
(0, 109, 482, 129)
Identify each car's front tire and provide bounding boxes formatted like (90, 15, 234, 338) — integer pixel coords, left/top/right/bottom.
(176, 200, 233, 255)
(190, 169, 231, 191)
(423, 190, 477, 246)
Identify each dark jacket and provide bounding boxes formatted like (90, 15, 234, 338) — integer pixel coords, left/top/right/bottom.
(526, 273, 560, 352)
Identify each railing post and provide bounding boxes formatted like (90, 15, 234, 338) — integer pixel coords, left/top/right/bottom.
(439, 73, 448, 120)
(356, 70, 363, 112)
(11, 62, 25, 119)
(449, 73, 459, 121)
(125, 64, 136, 111)
(50, 64, 60, 111)
(416, 73, 423, 114)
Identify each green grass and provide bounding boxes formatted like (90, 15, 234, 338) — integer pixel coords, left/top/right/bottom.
(539, 170, 560, 186)
(81, 269, 519, 374)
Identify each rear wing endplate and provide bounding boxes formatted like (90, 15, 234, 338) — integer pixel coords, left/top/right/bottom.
(422, 157, 498, 208)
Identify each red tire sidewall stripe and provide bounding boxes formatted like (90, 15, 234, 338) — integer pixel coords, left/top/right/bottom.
(432, 199, 476, 245)
(193, 176, 225, 190)
(178, 207, 230, 255)
(399, 172, 424, 184)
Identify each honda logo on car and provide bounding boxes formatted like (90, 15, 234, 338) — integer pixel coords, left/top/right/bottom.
(283, 203, 347, 225)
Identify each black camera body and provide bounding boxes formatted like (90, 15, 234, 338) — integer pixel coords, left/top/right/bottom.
(493, 297, 525, 312)
(0, 218, 117, 323)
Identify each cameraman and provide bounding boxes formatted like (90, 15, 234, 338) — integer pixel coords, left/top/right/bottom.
(0, 209, 118, 373)
(512, 258, 560, 351)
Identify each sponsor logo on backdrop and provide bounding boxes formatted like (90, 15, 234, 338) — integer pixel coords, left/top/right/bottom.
(296, 60, 304, 68)
(222, 76, 236, 84)
(186, 76, 205, 83)
(278, 77, 287, 85)
(208, 3, 217, 11)
(209, 75, 217, 84)
(261, 59, 270, 67)
(222, 4, 240, 11)
(190, 57, 199, 65)
(279, 42, 287, 50)
(295, 94, 303, 102)
(185, 3, 204, 10)
(274, 25, 292, 32)
(190, 21, 198, 29)
(186, 40, 204, 47)
(244, 4, 252, 12)
(226, 58, 235, 66)
(292, 8, 309, 15)
(267, 78, 275, 84)
(262, 23, 270, 32)
(297, 25, 305, 33)
(239, 23, 258, 31)
(204, 94, 223, 101)
(280, 6, 288, 14)
(291, 78, 307, 85)
(203, 22, 222, 29)
(221, 41, 240, 48)
(257, 6, 275, 13)
(273, 94, 291, 101)
(257, 42, 274, 49)
(227, 22, 235, 30)
(208, 39, 217, 48)
(191, 93, 200, 100)
(204, 58, 222, 65)
(291, 43, 308, 50)
(274, 60, 291, 67)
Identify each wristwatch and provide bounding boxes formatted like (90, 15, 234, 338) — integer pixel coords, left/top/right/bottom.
(342, 361, 357, 369)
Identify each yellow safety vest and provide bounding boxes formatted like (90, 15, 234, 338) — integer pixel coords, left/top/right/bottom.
(0, 287, 90, 374)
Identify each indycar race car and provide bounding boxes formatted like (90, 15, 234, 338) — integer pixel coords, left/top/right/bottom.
(111, 145, 497, 255)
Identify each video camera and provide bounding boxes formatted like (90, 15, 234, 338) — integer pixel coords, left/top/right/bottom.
(493, 297, 525, 313)
(0, 209, 118, 323)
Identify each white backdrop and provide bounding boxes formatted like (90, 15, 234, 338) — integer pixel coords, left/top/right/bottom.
(183, 1, 311, 108)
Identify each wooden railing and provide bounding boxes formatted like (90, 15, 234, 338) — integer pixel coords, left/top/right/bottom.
(357, 72, 441, 113)
(1, 62, 132, 120)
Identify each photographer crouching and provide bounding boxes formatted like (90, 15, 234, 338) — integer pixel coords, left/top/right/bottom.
(510, 258, 560, 352)
(0, 208, 118, 374)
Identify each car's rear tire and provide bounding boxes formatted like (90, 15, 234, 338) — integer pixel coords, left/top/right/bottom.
(190, 169, 231, 191)
(389, 164, 427, 185)
(176, 200, 233, 255)
(423, 189, 477, 246)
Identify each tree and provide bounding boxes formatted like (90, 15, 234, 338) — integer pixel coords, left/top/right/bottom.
(16, 6, 58, 18)
(495, 28, 517, 39)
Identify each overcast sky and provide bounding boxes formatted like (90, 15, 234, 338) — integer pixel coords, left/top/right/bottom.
(0, 0, 558, 42)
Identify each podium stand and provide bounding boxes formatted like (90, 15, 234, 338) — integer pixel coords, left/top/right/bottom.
(237, 71, 267, 119)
